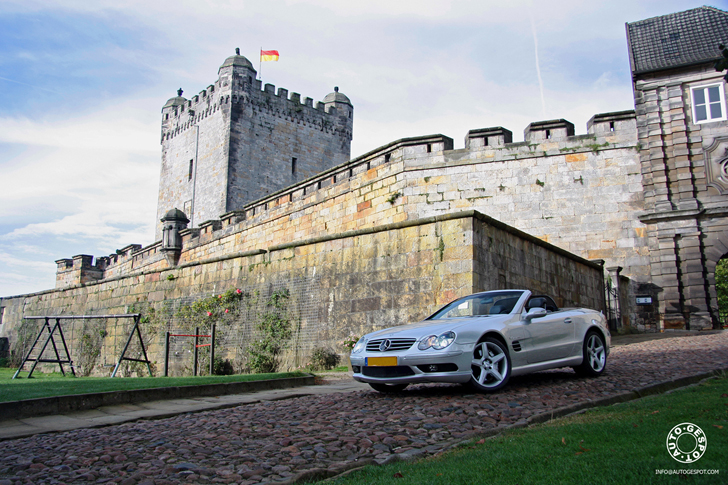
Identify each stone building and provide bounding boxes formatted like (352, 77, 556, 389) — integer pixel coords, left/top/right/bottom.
(155, 49, 353, 239)
(2, 6, 727, 365)
(627, 6, 728, 330)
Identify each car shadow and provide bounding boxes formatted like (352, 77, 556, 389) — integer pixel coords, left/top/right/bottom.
(364, 369, 581, 398)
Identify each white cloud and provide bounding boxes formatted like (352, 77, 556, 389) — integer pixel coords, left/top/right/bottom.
(0, 101, 159, 152)
(0, 251, 56, 271)
(0, 99, 159, 294)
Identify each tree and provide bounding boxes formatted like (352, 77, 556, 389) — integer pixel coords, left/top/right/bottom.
(717, 258, 728, 326)
(715, 44, 728, 82)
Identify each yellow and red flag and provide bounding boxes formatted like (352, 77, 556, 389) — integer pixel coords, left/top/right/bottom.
(260, 50, 279, 62)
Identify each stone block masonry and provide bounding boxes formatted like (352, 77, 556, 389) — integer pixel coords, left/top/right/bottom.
(0, 212, 604, 374)
(48, 112, 646, 329)
(634, 63, 728, 331)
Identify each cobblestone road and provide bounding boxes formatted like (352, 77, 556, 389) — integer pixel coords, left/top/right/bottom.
(1, 332, 727, 485)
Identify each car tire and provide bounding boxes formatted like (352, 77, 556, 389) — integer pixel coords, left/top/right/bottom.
(369, 383, 409, 393)
(573, 331, 607, 377)
(469, 337, 511, 392)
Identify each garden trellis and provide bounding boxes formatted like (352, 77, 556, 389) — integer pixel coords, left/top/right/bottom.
(163, 324, 216, 377)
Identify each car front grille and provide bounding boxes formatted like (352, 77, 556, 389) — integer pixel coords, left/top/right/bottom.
(362, 366, 415, 378)
(366, 338, 416, 352)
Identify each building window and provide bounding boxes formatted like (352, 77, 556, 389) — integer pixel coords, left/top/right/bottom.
(692, 84, 727, 123)
(188, 160, 194, 181)
(292, 157, 297, 175)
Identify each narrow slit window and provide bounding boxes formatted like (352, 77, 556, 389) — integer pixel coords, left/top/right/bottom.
(384, 153, 391, 163)
(427, 143, 432, 153)
(545, 129, 551, 139)
(292, 157, 297, 174)
(609, 121, 615, 131)
(483, 137, 489, 146)
(188, 160, 194, 181)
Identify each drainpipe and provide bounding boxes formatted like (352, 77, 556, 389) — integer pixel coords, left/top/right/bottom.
(190, 124, 200, 228)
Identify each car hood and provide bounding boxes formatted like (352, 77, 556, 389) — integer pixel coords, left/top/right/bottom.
(364, 315, 511, 340)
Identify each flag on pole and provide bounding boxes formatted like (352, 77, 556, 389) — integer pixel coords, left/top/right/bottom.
(260, 50, 280, 62)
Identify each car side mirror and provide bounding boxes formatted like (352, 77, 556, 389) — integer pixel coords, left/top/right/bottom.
(524, 307, 547, 321)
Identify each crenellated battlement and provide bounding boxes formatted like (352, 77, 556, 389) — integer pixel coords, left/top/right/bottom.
(60, 110, 639, 289)
(161, 80, 353, 144)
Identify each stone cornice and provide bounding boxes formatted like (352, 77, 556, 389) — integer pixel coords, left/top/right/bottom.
(639, 208, 704, 224)
(639, 205, 728, 224)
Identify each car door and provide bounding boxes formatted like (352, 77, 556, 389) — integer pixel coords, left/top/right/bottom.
(523, 298, 577, 363)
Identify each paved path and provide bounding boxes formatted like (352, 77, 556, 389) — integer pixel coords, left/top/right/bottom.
(0, 379, 369, 441)
(0, 331, 725, 484)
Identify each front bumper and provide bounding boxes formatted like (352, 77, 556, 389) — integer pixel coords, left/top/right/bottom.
(350, 349, 472, 385)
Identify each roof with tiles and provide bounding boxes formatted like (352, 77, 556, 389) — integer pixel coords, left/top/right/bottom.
(626, 6, 728, 77)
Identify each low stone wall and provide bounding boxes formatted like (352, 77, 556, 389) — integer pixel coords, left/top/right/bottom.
(1, 211, 604, 375)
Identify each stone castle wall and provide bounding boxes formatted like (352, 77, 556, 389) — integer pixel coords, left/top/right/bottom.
(50, 111, 648, 324)
(0, 212, 604, 374)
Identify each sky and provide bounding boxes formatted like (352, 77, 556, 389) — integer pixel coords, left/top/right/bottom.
(1, 0, 725, 297)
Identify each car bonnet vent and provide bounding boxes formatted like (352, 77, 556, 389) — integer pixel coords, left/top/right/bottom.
(366, 338, 416, 352)
(512, 340, 522, 352)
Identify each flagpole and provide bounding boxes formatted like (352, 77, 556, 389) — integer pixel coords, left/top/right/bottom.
(258, 46, 262, 80)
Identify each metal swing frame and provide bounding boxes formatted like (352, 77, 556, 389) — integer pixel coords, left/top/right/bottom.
(12, 314, 152, 379)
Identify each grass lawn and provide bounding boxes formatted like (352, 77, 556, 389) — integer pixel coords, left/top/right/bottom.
(327, 377, 728, 485)
(0, 367, 308, 402)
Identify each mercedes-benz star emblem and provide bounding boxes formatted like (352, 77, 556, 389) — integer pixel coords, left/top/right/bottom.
(379, 339, 391, 351)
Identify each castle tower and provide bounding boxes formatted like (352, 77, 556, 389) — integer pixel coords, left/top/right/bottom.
(155, 49, 354, 239)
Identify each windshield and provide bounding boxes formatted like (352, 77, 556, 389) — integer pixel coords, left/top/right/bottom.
(428, 291, 525, 320)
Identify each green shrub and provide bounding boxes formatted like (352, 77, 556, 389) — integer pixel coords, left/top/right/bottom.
(248, 289, 292, 373)
(310, 347, 340, 371)
(213, 358, 234, 376)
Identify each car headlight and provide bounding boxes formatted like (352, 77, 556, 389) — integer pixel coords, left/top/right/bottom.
(352, 338, 367, 354)
(418, 335, 437, 350)
(418, 331, 456, 350)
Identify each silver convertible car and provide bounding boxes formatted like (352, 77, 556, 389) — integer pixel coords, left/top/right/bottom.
(350, 289, 610, 393)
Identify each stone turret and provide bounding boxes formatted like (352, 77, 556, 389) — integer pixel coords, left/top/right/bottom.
(218, 47, 257, 83)
(324, 87, 352, 115)
(161, 208, 189, 266)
